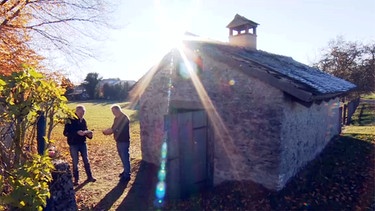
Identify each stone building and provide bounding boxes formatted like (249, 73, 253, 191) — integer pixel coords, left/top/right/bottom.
(132, 14, 356, 198)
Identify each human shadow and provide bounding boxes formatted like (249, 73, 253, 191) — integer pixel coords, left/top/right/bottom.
(116, 161, 159, 211)
(92, 180, 129, 211)
(73, 180, 89, 192)
(358, 99, 375, 126)
(73, 179, 99, 192)
(269, 135, 375, 210)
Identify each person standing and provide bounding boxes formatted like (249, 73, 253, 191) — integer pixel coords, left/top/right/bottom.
(63, 105, 96, 186)
(102, 104, 131, 182)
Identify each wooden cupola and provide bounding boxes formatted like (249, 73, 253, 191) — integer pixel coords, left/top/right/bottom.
(226, 14, 259, 49)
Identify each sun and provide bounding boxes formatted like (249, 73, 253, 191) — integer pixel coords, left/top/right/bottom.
(152, 0, 200, 51)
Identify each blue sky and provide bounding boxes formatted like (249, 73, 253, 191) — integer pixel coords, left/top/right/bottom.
(69, 0, 375, 84)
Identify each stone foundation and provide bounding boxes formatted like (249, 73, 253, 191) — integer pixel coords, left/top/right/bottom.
(45, 160, 77, 211)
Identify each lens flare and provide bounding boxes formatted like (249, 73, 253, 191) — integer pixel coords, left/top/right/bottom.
(161, 142, 167, 159)
(155, 181, 166, 199)
(154, 56, 174, 208)
(160, 160, 166, 170)
(155, 135, 168, 205)
(158, 169, 166, 181)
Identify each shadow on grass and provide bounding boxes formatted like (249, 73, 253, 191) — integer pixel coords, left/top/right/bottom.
(73, 180, 96, 192)
(358, 103, 375, 126)
(269, 135, 374, 210)
(352, 99, 375, 126)
(145, 135, 374, 211)
(92, 181, 129, 211)
(116, 161, 159, 211)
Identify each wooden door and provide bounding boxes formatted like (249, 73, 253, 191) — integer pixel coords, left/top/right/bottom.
(166, 109, 210, 198)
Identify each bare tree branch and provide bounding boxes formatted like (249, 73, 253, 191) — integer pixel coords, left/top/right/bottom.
(1, 0, 115, 74)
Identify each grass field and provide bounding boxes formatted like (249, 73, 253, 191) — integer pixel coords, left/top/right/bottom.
(51, 98, 374, 210)
(52, 101, 142, 160)
(362, 92, 375, 99)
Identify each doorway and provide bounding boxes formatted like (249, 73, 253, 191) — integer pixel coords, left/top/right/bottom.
(165, 109, 213, 199)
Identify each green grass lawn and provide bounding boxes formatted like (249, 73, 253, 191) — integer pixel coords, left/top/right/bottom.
(65, 101, 138, 131)
(362, 92, 375, 99)
(350, 101, 375, 126)
(51, 100, 141, 160)
(344, 96, 375, 134)
(52, 100, 139, 138)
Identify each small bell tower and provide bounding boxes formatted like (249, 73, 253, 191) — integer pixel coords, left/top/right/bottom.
(227, 14, 259, 49)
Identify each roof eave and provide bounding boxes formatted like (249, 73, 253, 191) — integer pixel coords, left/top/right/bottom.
(310, 87, 356, 101)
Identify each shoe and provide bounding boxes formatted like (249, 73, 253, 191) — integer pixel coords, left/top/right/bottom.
(86, 177, 96, 183)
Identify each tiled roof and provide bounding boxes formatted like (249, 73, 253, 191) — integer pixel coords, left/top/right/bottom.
(226, 14, 259, 28)
(182, 40, 356, 102)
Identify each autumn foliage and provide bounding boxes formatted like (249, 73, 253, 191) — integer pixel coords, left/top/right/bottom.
(0, 0, 43, 75)
(1, 0, 110, 76)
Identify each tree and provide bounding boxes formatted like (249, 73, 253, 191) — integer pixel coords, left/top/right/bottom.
(314, 37, 375, 95)
(82, 72, 102, 99)
(0, 68, 74, 210)
(0, 1, 112, 209)
(0, 67, 74, 167)
(102, 81, 129, 100)
(0, 0, 114, 74)
(0, 1, 43, 74)
(115, 81, 130, 100)
(61, 76, 75, 96)
(102, 83, 113, 99)
(360, 43, 375, 93)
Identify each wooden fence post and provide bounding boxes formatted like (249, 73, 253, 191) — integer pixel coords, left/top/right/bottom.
(343, 104, 348, 125)
(338, 106, 343, 133)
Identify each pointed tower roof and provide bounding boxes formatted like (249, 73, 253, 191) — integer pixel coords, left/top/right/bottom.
(226, 14, 259, 29)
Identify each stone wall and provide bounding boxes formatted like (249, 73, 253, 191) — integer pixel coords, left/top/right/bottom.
(278, 97, 341, 189)
(196, 59, 284, 189)
(45, 160, 77, 211)
(140, 52, 286, 190)
(139, 60, 175, 164)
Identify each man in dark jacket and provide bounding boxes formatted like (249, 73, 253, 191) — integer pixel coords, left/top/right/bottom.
(102, 104, 131, 182)
(63, 105, 96, 186)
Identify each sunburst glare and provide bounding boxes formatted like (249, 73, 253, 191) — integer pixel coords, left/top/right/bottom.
(128, 0, 242, 207)
(151, 1, 203, 207)
(177, 45, 241, 178)
(154, 42, 241, 207)
(153, 0, 200, 53)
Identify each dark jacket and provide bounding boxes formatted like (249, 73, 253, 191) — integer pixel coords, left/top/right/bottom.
(111, 112, 130, 143)
(63, 117, 88, 145)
